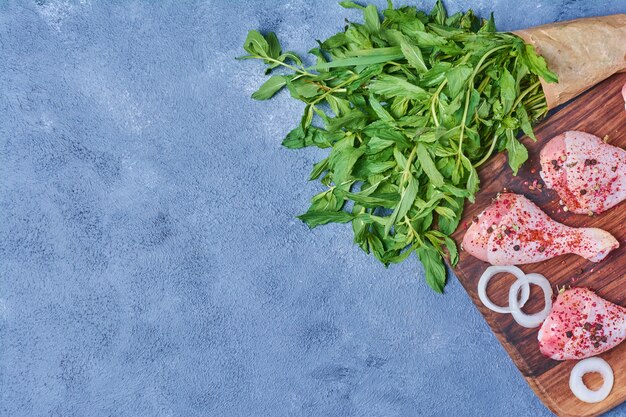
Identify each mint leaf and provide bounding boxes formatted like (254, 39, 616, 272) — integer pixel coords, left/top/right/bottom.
(505, 129, 528, 175)
(416, 143, 444, 187)
(243, 30, 269, 56)
(364, 5, 381, 33)
(400, 37, 428, 72)
(298, 210, 354, 228)
(251, 76, 286, 100)
(416, 244, 446, 293)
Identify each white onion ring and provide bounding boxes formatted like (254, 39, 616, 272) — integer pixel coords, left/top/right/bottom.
(478, 266, 530, 314)
(508, 273, 552, 328)
(569, 358, 614, 403)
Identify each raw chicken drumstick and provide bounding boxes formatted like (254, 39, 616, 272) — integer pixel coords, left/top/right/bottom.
(540, 131, 626, 215)
(462, 193, 618, 265)
(539, 288, 626, 360)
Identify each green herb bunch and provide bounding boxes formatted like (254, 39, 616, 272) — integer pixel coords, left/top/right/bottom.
(239, 0, 557, 292)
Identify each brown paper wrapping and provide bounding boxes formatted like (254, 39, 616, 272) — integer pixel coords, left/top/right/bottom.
(514, 14, 626, 109)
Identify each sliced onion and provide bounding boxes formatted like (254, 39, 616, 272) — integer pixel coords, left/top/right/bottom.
(508, 273, 552, 328)
(478, 266, 530, 314)
(569, 358, 614, 403)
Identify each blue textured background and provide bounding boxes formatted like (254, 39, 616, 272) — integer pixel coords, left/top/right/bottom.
(1, 1, 625, 416)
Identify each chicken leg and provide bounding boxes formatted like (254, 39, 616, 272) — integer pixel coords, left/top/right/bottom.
(462, 193, 618, 265)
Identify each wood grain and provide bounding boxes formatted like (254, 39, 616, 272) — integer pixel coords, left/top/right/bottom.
(449, 72, 626, 417)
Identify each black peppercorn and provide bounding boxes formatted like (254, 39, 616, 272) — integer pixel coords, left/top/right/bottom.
(513, 245, 520, 251)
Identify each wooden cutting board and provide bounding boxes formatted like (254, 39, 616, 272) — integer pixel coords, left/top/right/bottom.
(450, 72, 626, 417)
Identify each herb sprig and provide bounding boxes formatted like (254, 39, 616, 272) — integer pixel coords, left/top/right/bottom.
(239, 0, 557, 292)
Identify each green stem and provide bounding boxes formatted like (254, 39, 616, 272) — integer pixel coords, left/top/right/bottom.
(471, 45, 509, 80)
(456, 45, 509, 163)
(524, 93, 546, 108)
(429, 54, 474, 127)
(430, 80, 448, 127)
(403, 217, 421, 242)
(473, 131, 500, 168)
(399, 147, 419, 240)
(472, 79, 543, 168)
(456, 87, 473, 161)
(311, 75, 357, 105)
(403, 146, 418, 182)
(511, 80, 541, 111)
(262, 56, 315, 77)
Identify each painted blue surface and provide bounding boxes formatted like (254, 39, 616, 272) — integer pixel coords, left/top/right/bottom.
(1, 1, 625, 416)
